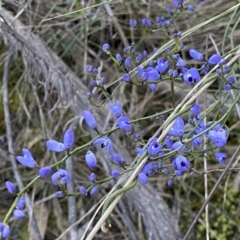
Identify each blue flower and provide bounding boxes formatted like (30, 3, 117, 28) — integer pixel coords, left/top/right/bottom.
(109, 153, 125, 165)
(86, 65, 93, 72)
(5, 181, 16, 194)
(129, 19, 137, 27)
(208, 54, 221, 65)
(116, 54, 122, 63)
(136, 147, 146, 155)
(122, 73, 130, 82)
(124, 57, 131, 69)
(46, 129, 74, 152)
(223, 84, 232, 90)
(183, 68, 200, 84)
(142, 18, 152, 27)
(111, 170, 120, 178)
(165, 136, 173, 148)
(174, 155, 191, 172)
(168, 117, 185, 137)
(146, 67, 160, 81)
(167, 178, 174, 186)
(215, 152, 227, 164)
(79, 186, 87, 195)
(92, 136, 112, 152)
(55, 191, 63, 198)
(162, 168, 170, 175)
(141, 162, 154, 176)
(149, 84, 156, 92)
(192, 136, 203, 148)
(109, 100, 122, 118)
(16, 148, 37, 168)
(117, 116, 132, 132)
(148, 140, 162, 156)
(16, 196, 25, 210)
(82, 110, 97, 130)
(138, 172, 148, 184)
(102, 43, 110, 52)
(39, 166, 52, 178)
(156, 58, 169, 73)
(190, 103, 201, 116)
(189, 49, 203, 61)
(85, 150, 97, 168)
(90, 186, 99, 195)
(208, 128, 227, 147)
(227, 75, 235, 84)
(51, 169, 70, 185)
(13, 209, 25, 219)
(171, 141, 187, 151)
(1, 224, 10, 238)
(187, 5, 194, 11)
(89, 173, 96, 182)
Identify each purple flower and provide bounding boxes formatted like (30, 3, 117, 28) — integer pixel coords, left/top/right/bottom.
(51, 169, 70, 185)
(215, 152, 227, 164)
(1, 224, 10, 238)
(102, 43, 110, 52)
(208, 128, 227, 147)
(138, 172, 148, 184)
(190, 103, 201, 116)
(148, 140, 162, 156)
(189, 49, 203, 61)
(174, 155, 191, 172)
(82, 110, 97, 130)
(85, 150, 97, 168)
(5, 181, 16, 194)
(208, 54, 221, 65)
(92, 137, 112, 152)
(109, 100, 122, 118)
(122, 73, 130, 82)
(79, 186, 87, 195)
(111, 170, 120, 178)
(109, 153, 125, 165)
(16, 196, 25, 210)
(89, 173, 96, 182)
(136, 54, 143, 63)
(117, 116, 132, 132)
(39, 166, 52, 178)
(13, 209, 25, 219)
(183, 68, 200, 84)
(129, 19, 137, 27)
(168, 117, 185, 137)
(90, 186, 99, 196)
(16, 148, 37, 168)
(55, 191, 63, 198)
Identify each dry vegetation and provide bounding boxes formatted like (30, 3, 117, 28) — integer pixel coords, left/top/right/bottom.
(0, 0, 240, 240)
